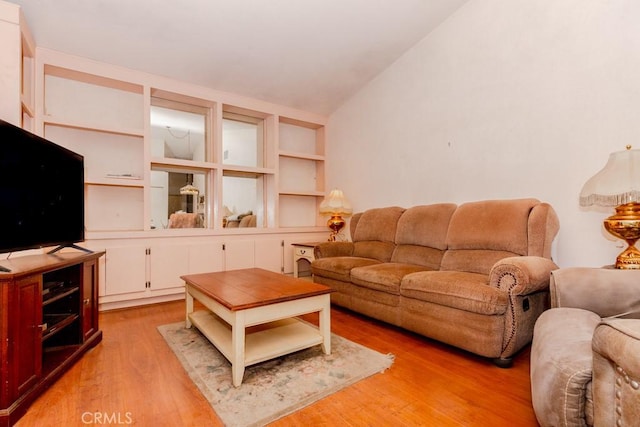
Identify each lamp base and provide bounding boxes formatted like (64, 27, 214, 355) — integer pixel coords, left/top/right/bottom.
(614, 245, 640, 269)
(327, 215, 345, 242)
(604, 202, 640, 270)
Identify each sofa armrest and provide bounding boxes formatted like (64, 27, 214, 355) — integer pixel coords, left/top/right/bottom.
(489, 256, 559, 295)
(592, 318, 640, 426)
(550, 268, 640, 317)
(314, 242, 354, 259)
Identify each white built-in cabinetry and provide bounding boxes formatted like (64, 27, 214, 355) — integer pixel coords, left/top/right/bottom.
(35, 50, 327, 234)
(1, 3, 330, 310)
(84, 236, 310, 310)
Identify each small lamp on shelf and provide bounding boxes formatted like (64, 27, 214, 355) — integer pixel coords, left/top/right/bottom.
(319, 189, 353, 241)
(180, 174, 199, 213)
(580, 145, 640, 269)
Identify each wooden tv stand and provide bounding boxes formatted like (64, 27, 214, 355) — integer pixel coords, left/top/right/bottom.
(0, 251, 104, 427)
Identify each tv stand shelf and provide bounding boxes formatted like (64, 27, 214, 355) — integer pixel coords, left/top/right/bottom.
(43, 285, 79, 305)
(0, 251, 104, 427)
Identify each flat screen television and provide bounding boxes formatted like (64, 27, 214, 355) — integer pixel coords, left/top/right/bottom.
(0, 119, 86, 256)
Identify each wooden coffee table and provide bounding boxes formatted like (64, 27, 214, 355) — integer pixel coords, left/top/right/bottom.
(181, 268, 333, 387)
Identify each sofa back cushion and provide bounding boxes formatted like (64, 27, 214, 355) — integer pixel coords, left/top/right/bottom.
(352, 206, 405, 262)
(441, 198, 552, 274)
(391, 204, 457, 268)
(349, 212, 362, 239)
(527, 202, 560, 258)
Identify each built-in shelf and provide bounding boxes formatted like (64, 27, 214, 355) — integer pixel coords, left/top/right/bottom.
(279, 190, 325, 197)
(278, 150, 325, 161)
(42, 117, 144, 137)
(86, 178, 145, 188)
(151, 158, 218, 171)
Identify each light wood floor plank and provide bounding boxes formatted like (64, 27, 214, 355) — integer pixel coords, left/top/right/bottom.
(15, 300, 538, 426)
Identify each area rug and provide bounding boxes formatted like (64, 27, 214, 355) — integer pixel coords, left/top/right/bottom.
(157, 321, 394, 427)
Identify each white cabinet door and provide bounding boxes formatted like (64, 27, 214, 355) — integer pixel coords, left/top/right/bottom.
(149, 244, 190, 291)
(104, 246, 146, 296)
(255, 239, 283, 273)
(189, 242, 224, 274)
(224, 240, 255, 271)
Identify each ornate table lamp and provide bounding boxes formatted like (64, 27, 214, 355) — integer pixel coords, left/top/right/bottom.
(580, 145, 640, 269)
(319, 189, 353, 241)
(180, 174, 199, 213)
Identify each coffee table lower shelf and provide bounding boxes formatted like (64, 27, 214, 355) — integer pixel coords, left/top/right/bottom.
(188, 310, 324, 366)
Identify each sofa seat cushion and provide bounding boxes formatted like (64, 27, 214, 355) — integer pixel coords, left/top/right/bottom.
(400, 271, 508, 315)
(531, 308, 600, 427)
(351, 263, 433, 295)
(311, 257, 381, 282)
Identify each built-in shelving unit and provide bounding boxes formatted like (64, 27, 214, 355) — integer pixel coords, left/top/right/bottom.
(278, 117, 325, 227)
(35, 53, 328, 234)
(1, 3, 330, 312)
(40, 65, 146, 233)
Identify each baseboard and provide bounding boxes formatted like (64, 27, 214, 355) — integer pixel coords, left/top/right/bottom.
(99, 293, 185, 311)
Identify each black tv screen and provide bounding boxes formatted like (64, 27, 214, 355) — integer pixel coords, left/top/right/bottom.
(0, 119, 85, 254)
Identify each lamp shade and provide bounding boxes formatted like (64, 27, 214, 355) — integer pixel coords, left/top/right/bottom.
(579, 147, 640, 207)
(180, 183, 199, 195)
(319, 189, 353, 216)
(222, 205, 233, 217)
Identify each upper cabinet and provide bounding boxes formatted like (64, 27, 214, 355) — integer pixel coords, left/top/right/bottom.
(29, 47, 327, 236)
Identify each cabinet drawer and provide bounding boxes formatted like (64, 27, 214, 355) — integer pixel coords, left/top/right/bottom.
(294, 247, 314, 257)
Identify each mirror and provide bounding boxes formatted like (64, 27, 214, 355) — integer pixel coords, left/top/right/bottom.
(150, 170, 206, 229)
(149, 100, 209, 230)
(222, 113, 263, 167)
(150, 104, 206, 161)
(221, 112, 266, 228)
(222, 172, 263, 228)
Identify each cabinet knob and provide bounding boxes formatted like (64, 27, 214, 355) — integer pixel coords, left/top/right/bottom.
(84, 298, 90, 305)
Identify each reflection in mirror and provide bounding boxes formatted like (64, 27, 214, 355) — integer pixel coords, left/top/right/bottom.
(222, 113, 263, 167)
(150, 169, 207, 229)
(222, 172, 263, 228)
(150, 103, 206, 161)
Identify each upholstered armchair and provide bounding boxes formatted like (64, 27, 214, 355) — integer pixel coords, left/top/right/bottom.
(168, 212, 203, 228)
(530, 267, 640, 427)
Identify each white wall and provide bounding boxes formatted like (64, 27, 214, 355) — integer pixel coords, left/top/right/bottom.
(326, 0, 640, 268)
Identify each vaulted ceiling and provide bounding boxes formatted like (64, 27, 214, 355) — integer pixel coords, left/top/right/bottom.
(10, 0, 469, 115)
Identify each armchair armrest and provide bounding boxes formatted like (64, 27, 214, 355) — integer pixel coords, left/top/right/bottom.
(550, 268, 640, 317)
(314, 242, 354, 259)
(592, 318, 640, 426)
(489, 256, 559, 295)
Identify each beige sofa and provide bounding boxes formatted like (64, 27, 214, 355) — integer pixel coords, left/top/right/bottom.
(311, 198, 560, 366)
(225, 214, 256, 228)
(531, 268, 640, 426)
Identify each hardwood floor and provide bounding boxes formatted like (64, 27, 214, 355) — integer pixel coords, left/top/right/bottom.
(16, 300, 539, 426)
